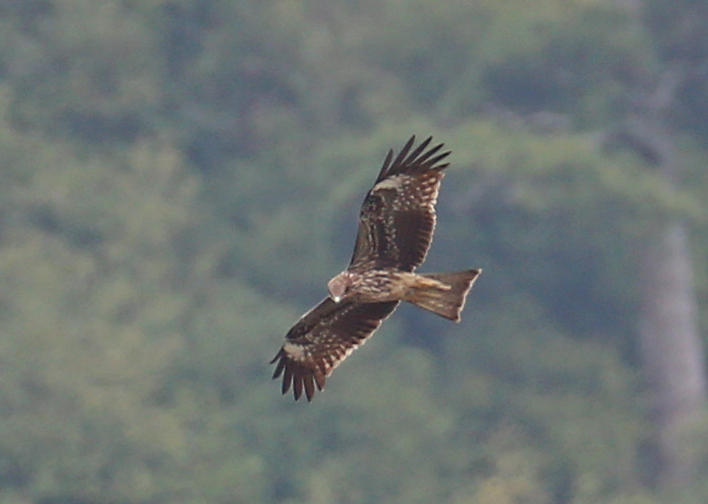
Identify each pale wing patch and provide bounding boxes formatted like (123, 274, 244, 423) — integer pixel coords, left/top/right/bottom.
(372, 175, 405, 191)
(282, 342, 307, 360)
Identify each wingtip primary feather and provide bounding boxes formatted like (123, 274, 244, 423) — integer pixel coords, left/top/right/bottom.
(380, 136, 450, 178)
(303, 376, 315, 402)
(375, 148, 396, 183)
(427, 151, 451, 170)
(376, 135, 455, 183)
(404, 136, 433, 165)
(293, 373, 303, 400)
(270, 346, 328, 402)
(270, 349, 286, 378)
(391, 135, 417, 169)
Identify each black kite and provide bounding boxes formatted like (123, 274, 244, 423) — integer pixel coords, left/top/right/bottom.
(271, 136, 481, 401)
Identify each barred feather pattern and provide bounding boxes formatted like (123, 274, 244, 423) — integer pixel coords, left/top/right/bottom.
(350, 135, 450, 272)
(271, 298, 399, 401)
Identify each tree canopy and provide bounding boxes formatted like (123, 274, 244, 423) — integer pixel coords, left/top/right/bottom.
(0, 1, 707, 503)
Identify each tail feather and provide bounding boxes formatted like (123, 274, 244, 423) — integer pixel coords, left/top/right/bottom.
(408, 269, 481, 321)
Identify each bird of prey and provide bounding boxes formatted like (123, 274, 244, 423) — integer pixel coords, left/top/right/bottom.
(271, 136, 481, 401)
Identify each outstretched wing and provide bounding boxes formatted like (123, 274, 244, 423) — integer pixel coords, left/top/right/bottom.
(349, 136, 451, 272)
(271, 298, 399, 401)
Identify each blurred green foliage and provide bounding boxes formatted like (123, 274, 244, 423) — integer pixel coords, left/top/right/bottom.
(0, 0, 706, 503)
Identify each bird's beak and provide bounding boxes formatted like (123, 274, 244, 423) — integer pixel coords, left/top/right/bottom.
(332, 295, 341, 303)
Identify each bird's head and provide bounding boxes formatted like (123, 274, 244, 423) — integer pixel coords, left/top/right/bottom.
(327, 272, 353, 303)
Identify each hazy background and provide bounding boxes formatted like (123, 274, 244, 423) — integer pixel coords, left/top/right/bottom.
(0, 0, 707, 503)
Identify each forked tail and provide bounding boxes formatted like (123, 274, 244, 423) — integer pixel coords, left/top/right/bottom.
(408, 269, 481, 322)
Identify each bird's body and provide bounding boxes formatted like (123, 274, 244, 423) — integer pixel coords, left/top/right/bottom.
(328, 268, 415, 303)
(271, 136, 481, 401)
(328, 267, 477, 321)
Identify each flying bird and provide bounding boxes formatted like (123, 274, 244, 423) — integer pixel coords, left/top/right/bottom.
(271, 136, 481, 401)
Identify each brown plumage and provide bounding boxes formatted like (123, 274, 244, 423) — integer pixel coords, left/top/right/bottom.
(271, 136, 481, 401)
